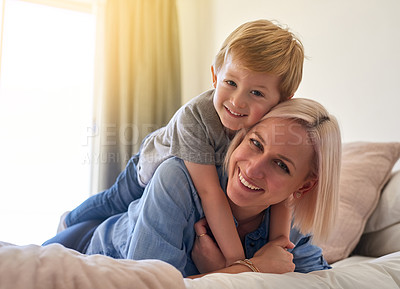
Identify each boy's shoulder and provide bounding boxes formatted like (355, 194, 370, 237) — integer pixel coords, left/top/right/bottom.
(177, 89, 220, 126)
(171, 88, 225, 140)
(181, 89, 216, 118)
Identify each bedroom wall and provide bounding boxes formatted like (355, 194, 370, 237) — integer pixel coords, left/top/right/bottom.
(177, 0, 400, 170)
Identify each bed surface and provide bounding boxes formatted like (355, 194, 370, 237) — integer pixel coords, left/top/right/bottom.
(1, 241, 399, 289)
(184, 252, 400, 289)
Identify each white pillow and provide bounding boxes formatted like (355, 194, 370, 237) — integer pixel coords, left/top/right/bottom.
(355, 223, 400, 257)
(364, 170, 400, 233)
(354, 170, 400, 257)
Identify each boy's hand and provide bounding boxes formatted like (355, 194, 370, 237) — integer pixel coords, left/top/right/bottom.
(191, 218, 226, 273)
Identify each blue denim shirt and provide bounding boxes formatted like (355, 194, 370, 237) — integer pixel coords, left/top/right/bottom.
(85, 157, 330, 277)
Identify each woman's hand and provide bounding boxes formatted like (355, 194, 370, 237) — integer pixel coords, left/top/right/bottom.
(191, 218, 226, 273)
(250, 235, 295, 274)
(191, 220, 295, 275)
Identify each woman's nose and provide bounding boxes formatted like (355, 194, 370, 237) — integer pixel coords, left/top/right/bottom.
(245, 158, 266, 179)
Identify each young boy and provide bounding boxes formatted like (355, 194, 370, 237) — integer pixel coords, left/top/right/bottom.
(61, 19, 304, 266)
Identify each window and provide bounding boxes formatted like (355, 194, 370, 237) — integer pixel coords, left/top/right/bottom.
(0, 0, 95, 245)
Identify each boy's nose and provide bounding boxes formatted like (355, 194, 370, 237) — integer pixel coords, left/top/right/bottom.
(230, 91, 246, 109)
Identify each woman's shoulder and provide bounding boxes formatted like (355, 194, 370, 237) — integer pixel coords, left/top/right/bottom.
(155, 157, 191, 181)
(159, 157, 185, 168)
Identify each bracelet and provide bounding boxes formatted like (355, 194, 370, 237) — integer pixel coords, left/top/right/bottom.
(233, 259, 260, 272)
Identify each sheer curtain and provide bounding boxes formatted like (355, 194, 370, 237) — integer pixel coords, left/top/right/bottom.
(90, 0, 181, 193)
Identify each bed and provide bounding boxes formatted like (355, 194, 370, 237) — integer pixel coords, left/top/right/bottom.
(1, 141, 399, 289)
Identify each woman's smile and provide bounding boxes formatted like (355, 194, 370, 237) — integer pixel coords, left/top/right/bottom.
(238, 168, 262, 191)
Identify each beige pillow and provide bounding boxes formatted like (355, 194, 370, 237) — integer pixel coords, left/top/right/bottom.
(316, 142, 400, 264)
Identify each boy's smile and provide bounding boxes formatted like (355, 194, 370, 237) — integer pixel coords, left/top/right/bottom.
(212, 56, 281, 131)
(225, 106, 246, 117)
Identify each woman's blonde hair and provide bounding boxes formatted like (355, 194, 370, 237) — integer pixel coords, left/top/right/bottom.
(213, 19, 304, 101)
(224, 98, 341, 243)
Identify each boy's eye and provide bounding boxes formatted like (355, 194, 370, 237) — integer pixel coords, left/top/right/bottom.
(250, 138, 263, 151)
(226, 80, 237, 87)
(276, 160, 290, 174)
(251, 90, 264, 97)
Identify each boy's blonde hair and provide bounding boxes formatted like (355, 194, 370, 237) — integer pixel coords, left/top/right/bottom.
(224, 98, 341, 243)
(214, 19, 304, 101)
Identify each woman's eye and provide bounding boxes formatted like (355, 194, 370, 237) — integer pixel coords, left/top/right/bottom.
(250, 138, 263, 151)
(226, 80, 237, 87)
(251, 90, 264, 97)
(276, 160, 290, 174)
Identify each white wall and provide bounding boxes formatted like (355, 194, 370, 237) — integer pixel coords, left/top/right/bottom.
(177, 1, 400, 170)
(176, 0, 215, 102)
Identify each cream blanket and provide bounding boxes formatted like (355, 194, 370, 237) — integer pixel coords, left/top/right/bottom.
(0, 241, 185, 289)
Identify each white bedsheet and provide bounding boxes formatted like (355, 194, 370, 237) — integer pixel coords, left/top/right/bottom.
(184, 252, 400, 289)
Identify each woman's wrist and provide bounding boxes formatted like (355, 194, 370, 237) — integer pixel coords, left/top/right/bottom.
(190, 258, 260, 278)
(231, 258, 260, 272)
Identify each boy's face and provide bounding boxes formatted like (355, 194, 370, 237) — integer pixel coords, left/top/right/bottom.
(212, 56, 281, 131)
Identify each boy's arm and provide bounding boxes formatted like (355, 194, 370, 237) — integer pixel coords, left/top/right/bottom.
(184, 161, 245, 266)
(269, 201, 292, 242)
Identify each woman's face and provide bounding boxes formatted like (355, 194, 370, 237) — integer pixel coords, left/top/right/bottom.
(227, 117, 316, 212)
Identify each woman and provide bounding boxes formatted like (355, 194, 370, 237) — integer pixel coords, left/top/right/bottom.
(44, 98, 341, 277)
(190, 98, 341, 276)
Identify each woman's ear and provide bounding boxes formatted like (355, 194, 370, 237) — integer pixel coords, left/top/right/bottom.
(211, 65, 217, 88)
(294, 178, 318, 199)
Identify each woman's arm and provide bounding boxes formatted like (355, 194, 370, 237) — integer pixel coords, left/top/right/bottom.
(189, 234, 295, 278)
(184, 161, 245, 266)
(113, 158, 205, 277)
